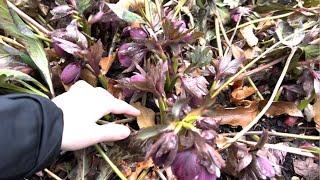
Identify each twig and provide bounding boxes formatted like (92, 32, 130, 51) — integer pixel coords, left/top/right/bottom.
(6, 1, 51, 35)
(236, 139, 316, 157)
(223, 12, 294, 36)
(94, 144, 127, 180)
(222, 131, 320, 141)
(44, 168, 62, 180)
(235, 56, 285, 80)
(221, 47, 298, 150)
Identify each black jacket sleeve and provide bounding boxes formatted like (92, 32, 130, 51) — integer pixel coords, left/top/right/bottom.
(0, 94, 63, 180)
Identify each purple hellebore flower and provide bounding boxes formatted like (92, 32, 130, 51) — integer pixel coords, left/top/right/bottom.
(117, 43, 147, 68)
(256, 156, 276, 178)
(172, 150, 217, 180)
(130, 27, 148, 40)
(60, 62, 81, 84)
(146, 132, 178, 167)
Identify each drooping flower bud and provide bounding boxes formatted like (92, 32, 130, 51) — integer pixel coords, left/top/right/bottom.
(117, 43, 146, 68)
(60, 62, 81, 84)
(171, 150, 217, 180)
(146, 132, 178, 167)
(130, 27, 148, 40)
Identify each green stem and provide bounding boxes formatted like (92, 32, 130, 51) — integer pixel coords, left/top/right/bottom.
(94, 144, 127, 180)
(221, 47, 298, 150)
(98, 74, 109, 89)
(158, 97, 167, 124)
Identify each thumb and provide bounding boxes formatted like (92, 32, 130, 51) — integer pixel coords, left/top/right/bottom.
(92, 123, 131, 143)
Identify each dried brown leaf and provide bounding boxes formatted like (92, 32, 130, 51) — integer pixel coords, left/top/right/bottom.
(80, 68, 98, 87)
(259, 101, 304, 117)
(210, 102, 259, 127)
(132, 102, 155, 128)
(313, 97, 320, 132)
(99, 54, 115, 75)
(128, 158, 153, 180)
(231, 86, 256, 102)
(240, 25, 258, 47)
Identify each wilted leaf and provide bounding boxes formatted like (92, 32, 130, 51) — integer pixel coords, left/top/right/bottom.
(240, 25, 258, 47)
(293, 158, 320, 180)
(313, 97, 320, 132)
(106, 3, 144, 23)
(231, 45, 245, 60)
(80, 68, 97, 87)
(50, 5, 74, 20)
(209, 102, 259, 127)
(132, 102, 155, 128)
(259, 101, 304, 117)
(231, 86, 256, 102)
(181, 75, 209, 99)
(99, 54, 115, 75)
(128, 158, 153, 180)
(276, 20, 305, 47)
(218, 55, 242, 76)
(87, 40, 104, 75)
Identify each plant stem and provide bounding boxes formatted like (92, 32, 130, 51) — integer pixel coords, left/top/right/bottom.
(94, 144, 127, 180)
(215, 18, 223, 57)
(235, 138, 316, 157)
(6, 1, 51, 35)
(235, 56, 285, 80)
(222, 130, 320, 140)
(0, 35, 25, 49)
(224, 12, 293, 36)
(221, 47, 298, 150)
(173, 0, 188, 18)
(44, 168, 62, 180)
(158, 97, 167, 124)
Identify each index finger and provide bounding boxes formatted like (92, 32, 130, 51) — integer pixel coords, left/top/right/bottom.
(109, 99, 141, 116)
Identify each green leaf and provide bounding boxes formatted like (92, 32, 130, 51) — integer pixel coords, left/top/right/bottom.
(188, 45, 213, 67)
(0, 0, 21, 37)
(301, 45, 320, 60)
(276, 20, 305, 47)
(76, 0, 91, 14)
(106, 3, 145, 23)
(0, 69, 48, 92)
(0, 1, 54, 95)
(136, 125, 169, 140)
(303, 0, 320, 8)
